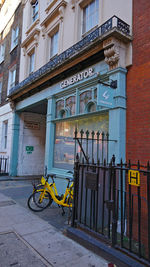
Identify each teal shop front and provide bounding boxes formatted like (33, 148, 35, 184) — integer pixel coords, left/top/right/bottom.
(10, 62, 126, 194)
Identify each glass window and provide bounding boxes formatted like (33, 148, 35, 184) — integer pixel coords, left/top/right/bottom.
(29, 51, 35, 74)
(2, 120, 8, 149)
(0, 81, 2, 104)
(80, 90, 92, 113)
(83, 0, 99, 34)
(32, 0, 38, 22)
(88, 102, 96, 112)
(56, 100, 64, 118)
(66, 96, 76, 116)
(50, 31, 59, 58)
(54, 113, 109, 170)
(8, 68, 16, 92)
(0, 43, 5, 63)
(11, 26, 19, 50)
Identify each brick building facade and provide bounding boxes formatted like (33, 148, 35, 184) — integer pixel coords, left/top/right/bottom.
(126, 0, 150, 163)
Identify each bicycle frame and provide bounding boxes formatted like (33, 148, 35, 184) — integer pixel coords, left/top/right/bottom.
(40, 176, 73, 207)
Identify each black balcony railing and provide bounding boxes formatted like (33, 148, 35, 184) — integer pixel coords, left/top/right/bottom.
(9, 16, 131, 96)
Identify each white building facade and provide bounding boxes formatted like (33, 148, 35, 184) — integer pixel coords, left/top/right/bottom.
(8, 0, 132, 187)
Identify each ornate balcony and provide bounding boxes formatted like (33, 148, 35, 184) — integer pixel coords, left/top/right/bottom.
(9, 16, 131, 98)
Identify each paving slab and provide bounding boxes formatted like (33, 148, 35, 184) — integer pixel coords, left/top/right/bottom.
(0, 231, 51, 267)
(0, 191, 108, 267)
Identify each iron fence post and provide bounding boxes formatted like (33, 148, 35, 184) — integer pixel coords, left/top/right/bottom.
(112, 155, 117, 247)
(71, 153, 79, 227)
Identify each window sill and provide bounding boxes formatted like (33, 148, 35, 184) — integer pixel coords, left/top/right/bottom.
(10, 44, 18, 53)
(0, 58, 4, 64)
(26, 18, 40, 36)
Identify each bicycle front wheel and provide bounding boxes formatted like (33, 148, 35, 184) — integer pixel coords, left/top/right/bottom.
(27, 190, 52, 212)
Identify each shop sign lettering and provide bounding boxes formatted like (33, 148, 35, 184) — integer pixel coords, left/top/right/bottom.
(60, 68, 95, 89)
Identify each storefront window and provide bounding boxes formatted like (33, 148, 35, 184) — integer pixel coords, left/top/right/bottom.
(66, 96, 76, 115)
(80, 90, 92, 113)
(54, 113, 108, 170)
(56, 100, 64, 118)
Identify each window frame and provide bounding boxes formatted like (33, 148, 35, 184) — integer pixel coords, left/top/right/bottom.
(2, 120, 8, 150)
(32, 0, 39, 23)
(50, 30, 59, 59)
(8, 67, 16, 94)
(11, 26, 19, 51)
(82, 0, 99, 35)
(0, 79, 2, 104)
(0, 43, 5, 63)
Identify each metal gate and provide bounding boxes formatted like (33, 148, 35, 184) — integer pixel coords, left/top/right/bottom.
(72, 131, 150, 264)
(0, 156, 9, 176)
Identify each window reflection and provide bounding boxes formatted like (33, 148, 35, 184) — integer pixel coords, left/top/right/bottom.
(54, 113, 109, 170)
(56, 100, 64, 118)
(80, 90, 92, 113)
(66, 96, 75, 115)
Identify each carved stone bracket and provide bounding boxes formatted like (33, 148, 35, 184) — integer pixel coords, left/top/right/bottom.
(103, 37, 126, 70)
(59, 5, 65, 21)
(71, 0, 77, 10)
(41, 25, 46, 39)
(9, 100, 15, 111)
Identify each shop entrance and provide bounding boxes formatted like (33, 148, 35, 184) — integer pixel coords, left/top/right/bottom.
(17, 101, 47, 176)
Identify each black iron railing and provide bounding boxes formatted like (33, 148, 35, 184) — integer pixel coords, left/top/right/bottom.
(0, 156, 9, 176)
(9, 16, 131, 96)
(72, 155, 150, 264)
(74, 129, 117, 165)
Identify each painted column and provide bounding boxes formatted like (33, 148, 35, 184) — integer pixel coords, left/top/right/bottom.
(44, 97, 55, 173)
(9, 111, 20, 176)
(108, 67, 127, 163)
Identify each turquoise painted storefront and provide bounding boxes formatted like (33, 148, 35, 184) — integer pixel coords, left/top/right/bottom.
(9, 62, 126, 194)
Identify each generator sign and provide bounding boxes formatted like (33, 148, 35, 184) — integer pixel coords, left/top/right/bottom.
(128, 170, 140, 186)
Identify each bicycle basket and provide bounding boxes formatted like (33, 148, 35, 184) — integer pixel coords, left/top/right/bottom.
(41, 176, 46, 185)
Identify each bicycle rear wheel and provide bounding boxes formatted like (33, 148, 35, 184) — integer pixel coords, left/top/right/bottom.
(27, 190, 53, 212)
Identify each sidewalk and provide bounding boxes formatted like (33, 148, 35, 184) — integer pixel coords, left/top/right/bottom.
(0, 192, 108, 267)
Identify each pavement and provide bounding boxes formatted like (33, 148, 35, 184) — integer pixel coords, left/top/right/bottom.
(0, 177, 109, 267)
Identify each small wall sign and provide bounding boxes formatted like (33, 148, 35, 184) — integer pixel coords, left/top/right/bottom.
(26, 146, 34, 154)
(97, 83, 114, 108)
(24, 121, 40, 130)
(128, 170, 140, 186)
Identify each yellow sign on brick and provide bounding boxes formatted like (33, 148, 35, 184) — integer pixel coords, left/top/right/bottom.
(128, 170, 140, 186)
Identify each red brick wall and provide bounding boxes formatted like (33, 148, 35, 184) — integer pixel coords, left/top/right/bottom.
(126, 0, 150, 164)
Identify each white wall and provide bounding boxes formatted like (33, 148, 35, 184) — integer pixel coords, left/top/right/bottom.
(17, 112, 46, 176)
(0, 103, 13, 171)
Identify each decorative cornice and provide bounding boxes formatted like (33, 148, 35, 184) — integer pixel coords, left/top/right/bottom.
(21, 28, 40, 48)
(26, 19, 40, 36)
(41, 0, 67, 27)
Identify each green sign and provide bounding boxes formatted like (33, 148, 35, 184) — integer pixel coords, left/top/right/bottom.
(26, 146, 34, 154)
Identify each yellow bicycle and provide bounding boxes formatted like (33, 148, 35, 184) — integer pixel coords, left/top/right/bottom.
(27, 173, 74, 214)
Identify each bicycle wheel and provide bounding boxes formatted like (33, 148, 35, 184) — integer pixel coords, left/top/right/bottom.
(27, 190, 53, 212)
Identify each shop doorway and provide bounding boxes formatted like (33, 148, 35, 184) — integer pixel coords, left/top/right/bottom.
(17, 101, 47, 176)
